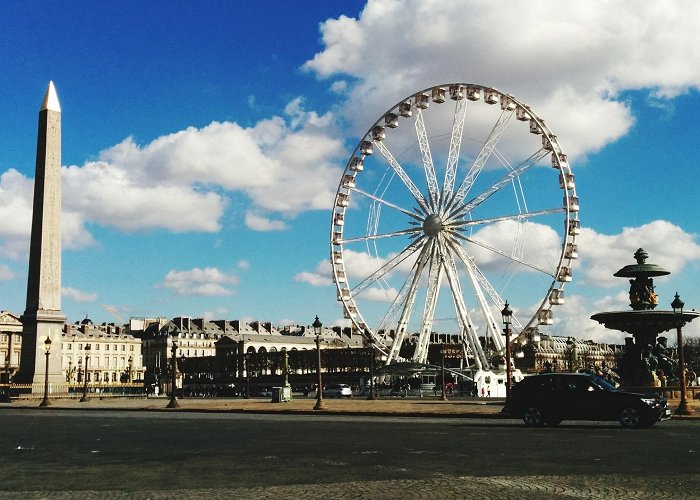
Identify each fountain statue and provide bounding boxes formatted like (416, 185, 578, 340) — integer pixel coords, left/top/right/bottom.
(591, 248, 698, 386)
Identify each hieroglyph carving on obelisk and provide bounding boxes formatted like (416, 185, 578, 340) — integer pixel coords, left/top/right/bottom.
(17, 81, 66, 387)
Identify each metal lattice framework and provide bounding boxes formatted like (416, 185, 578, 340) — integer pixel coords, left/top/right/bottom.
(330, 84, 579, 369)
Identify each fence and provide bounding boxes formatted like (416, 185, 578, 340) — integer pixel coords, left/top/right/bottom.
(3, 382, 146, 399)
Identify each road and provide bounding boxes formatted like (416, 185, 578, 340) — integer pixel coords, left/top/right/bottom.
(0, 409, 698, 498)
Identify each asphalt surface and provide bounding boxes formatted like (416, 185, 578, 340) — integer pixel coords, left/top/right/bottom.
(1, 396, 699, 498)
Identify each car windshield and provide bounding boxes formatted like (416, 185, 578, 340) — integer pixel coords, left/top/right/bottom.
(588, 375, 617, 392)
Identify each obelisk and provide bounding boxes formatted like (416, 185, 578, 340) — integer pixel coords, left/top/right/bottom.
(16, 81, 66, 388)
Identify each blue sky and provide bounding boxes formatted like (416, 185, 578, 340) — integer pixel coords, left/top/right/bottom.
(1, 0, 699, 343)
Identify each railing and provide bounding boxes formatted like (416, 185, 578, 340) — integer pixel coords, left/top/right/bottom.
(5, 383, 146, 399)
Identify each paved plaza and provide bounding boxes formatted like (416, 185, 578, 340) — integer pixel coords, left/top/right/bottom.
(1, 395, 699, 499)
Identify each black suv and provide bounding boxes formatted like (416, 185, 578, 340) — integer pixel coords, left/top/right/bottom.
(508, 373, 671, 428)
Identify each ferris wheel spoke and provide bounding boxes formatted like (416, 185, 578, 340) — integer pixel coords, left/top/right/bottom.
(378, 241, 432, 331)
(352, 187, 423, 221)
(374, 140, 430, 214)
(442, 242, 522, 330)
(350, 238, 426, 297)
(446, 148, 548, 220)
(448, 207, 565, 230)
(439, 243, 489, 368)
(452, 233, 557, 278)
(386, 241, 433, 362)
(338, 227, 422, 245)
(441, 98, 468, 203)
(444, 239, 504, 349)
(414, 109, 440, 209)
(451, 109, 515, 206)
(412, 243, 444, 363)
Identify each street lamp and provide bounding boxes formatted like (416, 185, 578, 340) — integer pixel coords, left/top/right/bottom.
(79, 344, 91, 402)
(312, 315, 326, 411)
(366, 331, 377, 400)
(440, 344, 448, 401)
(671, 293, 694, 416)
(39, 337, 52, 407)
(244, 351, 251, 399)
(282, 348, 290, 387)
(128, 355, 133, 383)
(501, 301, 513, 406)
(166, 340, 180, 408)
(566, 337, 575, 373)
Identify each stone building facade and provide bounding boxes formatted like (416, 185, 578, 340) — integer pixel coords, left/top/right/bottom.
(62, 318, 145, 385)
(1, 311, 23, 383)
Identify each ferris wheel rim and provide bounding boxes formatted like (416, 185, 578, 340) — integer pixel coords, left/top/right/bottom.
(330, 83, 578, 366)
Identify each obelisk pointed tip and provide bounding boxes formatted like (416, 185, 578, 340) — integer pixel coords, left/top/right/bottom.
(40, 81, 61, 112)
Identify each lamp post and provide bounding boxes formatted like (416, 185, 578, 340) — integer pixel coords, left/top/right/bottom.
(128, 355, 133, 383)
(671, 292, 694, 416)
(80, 344, 91, 402)
(312, 315, 326, 411)
(3, 333, 12, 384)
(244, 351, 251, 399)
(501, 301, 513, 406)
(167, 340, 180, 408)
(440, 345, 448, 401)
(39, 337, 52, 407)
(282, 348, 289, 387)
(366, 331, 377, 400)
(566, 337, 575, 373)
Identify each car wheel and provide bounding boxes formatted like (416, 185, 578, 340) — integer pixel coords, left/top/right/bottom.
(619, 406, 645, 428)
(522, 407, 545, 427)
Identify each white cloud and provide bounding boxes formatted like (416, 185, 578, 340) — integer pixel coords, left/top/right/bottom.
(0, 169, 34, 259)
(548, 292, 700, 344)
(303, 0, 700, 160)
(203, 307, 229, 321)
(0, 264, 15, 281)
(244, 212, 289, 231)
(237, 260, 250, 270)
(469, 220, 563, 274)
(0, 97, 346, 257)
(362, 286, 399, 302)
(295, 271, 332, 287)
(577, 221, 700, 287)
(157, 267, 239, 296)
(62, 287, 97, 303)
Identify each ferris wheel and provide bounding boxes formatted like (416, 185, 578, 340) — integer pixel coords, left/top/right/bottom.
(330, 84, 578, 370)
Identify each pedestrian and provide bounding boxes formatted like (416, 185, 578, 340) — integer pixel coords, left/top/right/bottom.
(481, 386, 485, 397)
(487, 387, 491, 398)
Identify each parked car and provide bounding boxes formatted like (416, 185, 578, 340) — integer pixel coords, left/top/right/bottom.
(508, 373, 671, 428)
(323, 384, 353, 398)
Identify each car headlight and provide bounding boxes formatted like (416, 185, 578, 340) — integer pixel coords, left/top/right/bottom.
(641, 398, 657, 406)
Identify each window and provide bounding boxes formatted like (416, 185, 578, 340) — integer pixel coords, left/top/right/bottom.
(79, 344, 83, 350)
(121, 345, 126, 351)
(105, 344, 109, 351)
(130, 345, 134, 351)
(95, 344, 100, 350)
(68, 344, 72, 350)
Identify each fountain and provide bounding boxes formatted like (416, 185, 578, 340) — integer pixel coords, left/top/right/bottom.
(591, 248, 698, 386)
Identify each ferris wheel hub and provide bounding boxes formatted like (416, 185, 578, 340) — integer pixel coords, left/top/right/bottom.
(422, 214, 443, 237)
